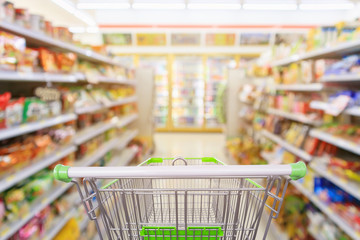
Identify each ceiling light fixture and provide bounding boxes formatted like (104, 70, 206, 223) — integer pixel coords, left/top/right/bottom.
(132, 3, 186, 10)
(299, 3, 354, 10)
(187, 3, 241, 10)
(77, 2, 131, 9)
(51, 0, 96, 26)
(243, 3, 297, 10)
(69, 27, 86, 33)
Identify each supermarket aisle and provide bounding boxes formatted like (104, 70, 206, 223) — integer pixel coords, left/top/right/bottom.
(152, 133, 229, 163)
(151, 132, 276, 240)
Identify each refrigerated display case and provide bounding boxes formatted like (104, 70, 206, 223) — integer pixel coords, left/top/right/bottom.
(205, 56, 236, 128)
(138, 56, 170, 129)
(172, 55, 205, 129)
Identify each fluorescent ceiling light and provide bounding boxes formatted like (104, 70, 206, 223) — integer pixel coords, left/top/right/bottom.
(299, 3, 354, 10)
(132, 3, 186, 10)
(52, 0, 96, 26)
(77, 2, 131, 9)
(243, 3, 297, 10)
(187, 3, 241, 10)
(86, 26, 99, 33)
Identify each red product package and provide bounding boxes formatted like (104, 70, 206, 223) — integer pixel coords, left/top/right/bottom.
(0, 92, 11, 129)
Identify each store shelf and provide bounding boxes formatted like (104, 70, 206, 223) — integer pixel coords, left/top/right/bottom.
(0, 182, 73, 240)
(116, 113, 138, 128)
(75, 129, 138, 167)
(274, 83, 323, 92)
(267, 108, 322, 126)
(42, 207, 78, 240)
(98, 76, 136, 85)
(310, 101, 360, 116)
(272, 39, 360, 67)
(310, 129, 360, 156)
(320, 74, 360, 83)
(107, 147, 138, 167)
(0, 71, 78, 82)
(0, 113, 77, 141)
(291, 181, 360, 240)
(75, 96, 137, 114)
(310, 161, 360, 201)
(261, 130, 312, 161)
(74, 121, 117, 145)
(0, 144, 76, 193)
(106, 96, 138, 108)
(0, 21, 119, 66)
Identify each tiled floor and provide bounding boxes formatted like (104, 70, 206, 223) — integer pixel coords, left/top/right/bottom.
(151, 133, 277, 240)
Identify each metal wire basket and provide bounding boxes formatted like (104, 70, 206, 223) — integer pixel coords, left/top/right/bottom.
(54, 157, 306, 240)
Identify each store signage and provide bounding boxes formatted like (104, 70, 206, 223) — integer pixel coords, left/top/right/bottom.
(103, 33, 132, 46)
(240, 33, 271, 45)
(171, 33, 201, 46)
(136, 33, 166, 46)
(206, 33, 235, 46)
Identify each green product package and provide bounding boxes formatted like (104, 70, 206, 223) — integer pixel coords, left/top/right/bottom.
(23, 98, 46, 123)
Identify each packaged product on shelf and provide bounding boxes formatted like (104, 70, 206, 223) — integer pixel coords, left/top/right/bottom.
(44, 20, 53, 37)
(53, 26, 72, 43)
(300, 61, 314, 83)
(0, 31, 26, 71)
(314, 59, 337, 80)
(3, 187, 29, 222)
(325, 55, 360, 76)
(5, 97, 24, 128)
(17, 48, 39, 72)
(14, 8, 30, 28)
(55, 52, 77, 73)
(22, 98, 46, 123)
(29, 14, 45, 33)
(1, 1, 15, 23)
(53, 218, 80, 240)
(23, 170, 54, 202)
(0, 92, 11, 128)
(47, 100, 62, 117)
(38, 48, 58, 72)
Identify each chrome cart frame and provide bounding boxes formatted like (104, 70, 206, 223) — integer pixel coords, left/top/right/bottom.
(54, 157, 306, 240)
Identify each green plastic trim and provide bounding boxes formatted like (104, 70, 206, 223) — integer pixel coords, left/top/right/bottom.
(290, 161, 307, 180)
(145, 158, 164, 164)
(53, 164, 72, 183)
(140, 226, 223, 240)
(201, 157, 218, 164)
(245, 178, 263, 188)
(101, 179, 119, 189)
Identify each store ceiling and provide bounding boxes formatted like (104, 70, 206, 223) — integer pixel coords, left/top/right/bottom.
(11, 0, 360, 31)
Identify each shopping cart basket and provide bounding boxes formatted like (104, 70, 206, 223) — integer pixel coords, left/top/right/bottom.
(54, 157, 306, 240)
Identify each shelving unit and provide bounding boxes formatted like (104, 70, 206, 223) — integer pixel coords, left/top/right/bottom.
(74, 95, 137, 114)
(267, 108, 322, 126)
(274, 83, 323, 92)
(320, 74, 360, 83)
(310, 101, 360, 117)
(0, 15, 147, 239)
(272, 39, 360, 67)
(0, 21, 119, 66)
(291, 181, 360, 240)
(310, 161, 360, 201)
(261, 129, 312, 161)
(0, 113, 77, 141)
(75, 129, 138, 167)
(42, 207, 78, 240)
(310, 129, 360, 156)
(0, 144, 76, 192)
(0, 182, 73, 240)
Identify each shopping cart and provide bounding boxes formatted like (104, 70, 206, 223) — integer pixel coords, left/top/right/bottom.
(54, 157, 306, 240)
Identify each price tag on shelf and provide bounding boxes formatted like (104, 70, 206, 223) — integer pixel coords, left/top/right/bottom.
(56, 151, 61, 157)
(20, 124, 28, 129)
